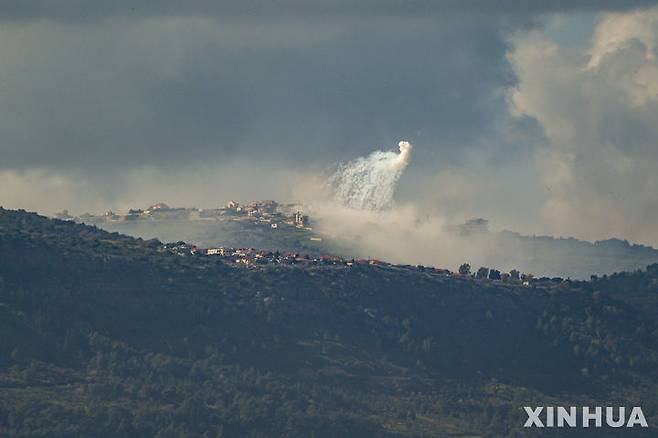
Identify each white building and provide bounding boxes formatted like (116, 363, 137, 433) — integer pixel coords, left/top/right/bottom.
(207, 247, 225, 256)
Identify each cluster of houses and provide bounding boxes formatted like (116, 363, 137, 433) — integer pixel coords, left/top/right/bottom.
(225, 200, 277, 215)
(165, 242, 389, 268)
(223, 200, 310, 230)
(121, 203, 192, 221)
(60, 202, 194, 224)
(224, 200, 282, 229)
(163, 241, 482, 278)
(64, 200, 314, 234)
(161, 240, 564, 288)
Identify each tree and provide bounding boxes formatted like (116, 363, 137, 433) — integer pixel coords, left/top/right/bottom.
(488, 269, 501, 281)
(476, 267, 489, 279)
(458, 263, 471, 276)
(509, 269, 520, 281)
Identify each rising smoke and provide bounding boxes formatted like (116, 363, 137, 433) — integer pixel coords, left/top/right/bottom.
(329, 141, 413, 211)
(314, 139, 595, 278)
(315, 140, 470, 268)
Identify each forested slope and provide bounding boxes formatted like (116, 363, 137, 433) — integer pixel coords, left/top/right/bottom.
(1, 208, 657, 437)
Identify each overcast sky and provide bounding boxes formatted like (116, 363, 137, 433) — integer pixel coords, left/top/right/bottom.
(1, 1, 658, 245)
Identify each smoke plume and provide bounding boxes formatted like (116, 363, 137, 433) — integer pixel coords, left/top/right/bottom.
(329, 141, 413, 211)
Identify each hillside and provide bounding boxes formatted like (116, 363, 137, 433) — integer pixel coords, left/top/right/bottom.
(100, 216, 324, 256)
(1, 208, 658, 437)
(90, 208, 658, 279)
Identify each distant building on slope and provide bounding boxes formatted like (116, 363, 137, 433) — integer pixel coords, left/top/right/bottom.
(294, 211, 309, 226)
(251, 200, 278, 213)
(103, 210, 119, 222)
(146, 202, 171, 213)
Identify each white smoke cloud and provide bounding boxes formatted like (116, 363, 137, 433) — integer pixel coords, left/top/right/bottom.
(329, 140, 413, 211)
(309, 202, 474, 268)
(302, 140, 471, 269)
(308, 141, 501, 272)
(393, 140, 413, 171)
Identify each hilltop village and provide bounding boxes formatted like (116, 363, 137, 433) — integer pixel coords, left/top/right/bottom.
(162, 233, 564, 289)
(161, 239, 576, 291)
(57, 200, 320, 239)
(54, 200, 559, 286)
(58, 199, 307, 225)
(56, 200, 490, 245)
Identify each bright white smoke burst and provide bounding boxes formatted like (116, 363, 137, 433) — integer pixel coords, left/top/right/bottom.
(329, 141, 413, 211)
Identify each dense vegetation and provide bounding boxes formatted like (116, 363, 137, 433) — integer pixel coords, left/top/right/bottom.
(1, 208, 657, 437)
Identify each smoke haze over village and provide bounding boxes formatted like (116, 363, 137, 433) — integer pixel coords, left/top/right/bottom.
(2, 0, 658, 251)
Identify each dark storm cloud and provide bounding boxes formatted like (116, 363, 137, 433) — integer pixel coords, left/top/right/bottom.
(2, 0, 655, 173)
(2, 0, 657, 23)
(0, 12, 529, 171)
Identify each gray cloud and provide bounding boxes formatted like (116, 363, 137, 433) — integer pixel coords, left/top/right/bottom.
(0, 13, 527, 172)
(2, 1, 657, 23)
